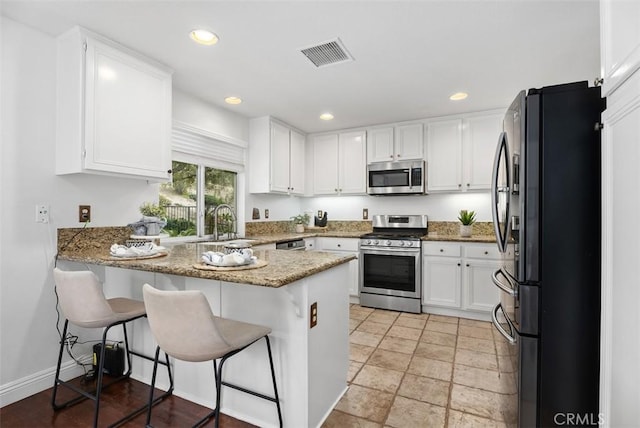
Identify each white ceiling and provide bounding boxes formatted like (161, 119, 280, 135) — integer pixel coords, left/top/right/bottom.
(1, 0, 601, 134)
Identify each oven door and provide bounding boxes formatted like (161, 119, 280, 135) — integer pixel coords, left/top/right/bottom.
(360, 247, 421, 298)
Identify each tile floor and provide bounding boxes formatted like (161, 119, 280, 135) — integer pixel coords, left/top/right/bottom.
(322, 305, 517, 428)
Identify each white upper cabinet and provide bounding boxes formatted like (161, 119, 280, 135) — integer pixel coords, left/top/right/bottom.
(462, 114, 503, 191)
(426, 112, 502, 192)
(249, 116, 306, 195)
(56, 26, 172, 181)
(426, 119, 463, 191)
(600, 0, 640, 96)
(312, 131, 366, 195)
(367, 123, 423, 163)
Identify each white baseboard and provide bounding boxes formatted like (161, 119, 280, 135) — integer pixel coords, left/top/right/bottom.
(0, 354, 90, 408)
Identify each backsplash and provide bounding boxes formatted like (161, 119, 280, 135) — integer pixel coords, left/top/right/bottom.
(245, 220, 373, 236)
(428, 221, 494, 236)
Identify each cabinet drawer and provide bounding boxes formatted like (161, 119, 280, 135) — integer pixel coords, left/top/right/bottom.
(319, 238, 359, 252)
(423, 243, 461, 257)
(465, 244, 502, 260)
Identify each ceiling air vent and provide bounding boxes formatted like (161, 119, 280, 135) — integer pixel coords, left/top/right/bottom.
(299, 38, 354, 68)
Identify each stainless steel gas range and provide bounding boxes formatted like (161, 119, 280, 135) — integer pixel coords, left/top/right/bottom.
(359, 215, 428, 313)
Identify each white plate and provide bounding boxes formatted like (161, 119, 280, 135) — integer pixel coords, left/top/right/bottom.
(202, 256, 257, 267)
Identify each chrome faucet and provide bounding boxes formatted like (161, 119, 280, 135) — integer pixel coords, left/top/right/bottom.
(212, 204, 237, 241)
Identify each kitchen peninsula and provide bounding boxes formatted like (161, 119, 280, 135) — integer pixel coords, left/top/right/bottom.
(56, 227, 356, 428)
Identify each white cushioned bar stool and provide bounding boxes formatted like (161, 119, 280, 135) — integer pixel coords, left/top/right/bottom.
(52, 268, 173, 427)
(142, 283, 283, 428)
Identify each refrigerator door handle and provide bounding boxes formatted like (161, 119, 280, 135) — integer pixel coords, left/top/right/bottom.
(492, 302, 517, 344)
(491, 131, 512, 253)
(492, 268, 517, 297)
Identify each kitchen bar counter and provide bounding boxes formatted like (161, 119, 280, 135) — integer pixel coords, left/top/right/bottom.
(58, 242, 355, 287)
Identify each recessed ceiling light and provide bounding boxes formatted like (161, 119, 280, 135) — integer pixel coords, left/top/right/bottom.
(224, 96, 242, 105)
(449, 92, 468, 101)
(189, 29, 219, 45)
(320, 113, 334, 121)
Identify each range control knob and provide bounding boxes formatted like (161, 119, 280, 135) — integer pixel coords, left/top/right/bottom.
(397, 241, 405, 247)
(385, 240, 392, 246)
(372, 240, 379, 246)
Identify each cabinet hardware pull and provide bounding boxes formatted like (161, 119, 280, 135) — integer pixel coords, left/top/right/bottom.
(390, 155, 393, 158)
(457, 263, 461, 266)
(440, 249, 444, 252)
(167, 169, 173, 174)
(466, 264, 470, 267)
(484, 251, 488, 254)
(458, 184, 462, 188)
(466, 183, 470, 187)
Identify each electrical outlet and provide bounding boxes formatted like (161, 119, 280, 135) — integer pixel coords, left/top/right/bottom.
(79, 205, 91, 222)
(35, 204, 49, 223)
(264, 209, 269, 219)
(310, 302, 318, 328)
(363, 208, 368, 220)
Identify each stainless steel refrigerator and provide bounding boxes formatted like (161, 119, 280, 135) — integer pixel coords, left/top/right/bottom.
(491, 81, 605, 427)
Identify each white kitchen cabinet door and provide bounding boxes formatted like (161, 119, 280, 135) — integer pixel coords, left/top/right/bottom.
(289, 129, 306, 195)
(56, 27, 172, 181)
(312, 134, 340, 195)
(463, 259, 500, 312)
(462, 114, 502, 190)
(367, 127, 394, 163)
(338, 131, 367, 194)
(270, 121, 292, 193)
(600, 0, 640, 96)
(426, 119, 463, 192)
(423, 256, 462, 308)
(316, 238, 360, 298)
(395, 122, 424, 161)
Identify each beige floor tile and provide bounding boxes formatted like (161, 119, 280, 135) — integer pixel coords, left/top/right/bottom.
(385, 396, 446, 428)
(350, 311, 370, 321)
(455, 348, 498, 370)
(322, 410, 383, 428)
(453, 364, 516, 394)
(397, 373, 450, 407)
(350, 318, 363, 331)
(393, 316, 427, 329)
(407, 356, 453, 381)
(449, 384, 517, 423)
(421, 330, 458, 347)
(352, 365, 404, 394)
(497, 355, 515, 373)
(458, 318, 492, 329)
(415, 342, 455, 362)
(357, 320, 392, 335)
(350, 343, 376, 363)
(398, 311, 430, 320)
(386, 325, 423, 341)
(458, 325, 494, 340)
(350, 330, 384, 347)
(367, 311, 399, 325)
(456, 335, 496, 354)
(425, 320, 459, 335)
(447, 409, 508, 428)
(334, 384, 394, 423)
(429, 314, 459, 324)
(367, 348, 412, 372)
(348, 361, 363, 382)
(352, 305, 375, 313)
(378, 336, 418, 354)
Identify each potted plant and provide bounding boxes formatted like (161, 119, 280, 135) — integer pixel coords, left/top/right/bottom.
(138, 202, 167, 236)
(458, 209, 476, 237)
(291, 213, 311, 233)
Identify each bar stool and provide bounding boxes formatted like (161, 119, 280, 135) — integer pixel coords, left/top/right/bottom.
(142, 283, 283, 428)
(52, 268, 173, 427)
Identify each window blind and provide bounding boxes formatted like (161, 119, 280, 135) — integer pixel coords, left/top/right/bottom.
(172, 121, 246, 172)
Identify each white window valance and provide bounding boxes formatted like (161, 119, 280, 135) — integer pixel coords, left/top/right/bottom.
(172, 121, 247, 172)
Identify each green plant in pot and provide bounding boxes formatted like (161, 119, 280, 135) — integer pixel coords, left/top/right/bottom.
(458, 210, 476, 237)
(291, 213, 311, 233)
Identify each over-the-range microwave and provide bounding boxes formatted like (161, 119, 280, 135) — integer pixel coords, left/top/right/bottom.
(367, 160, 426, 195)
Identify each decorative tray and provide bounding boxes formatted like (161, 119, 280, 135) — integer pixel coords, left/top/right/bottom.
(193, 259, 268, 271)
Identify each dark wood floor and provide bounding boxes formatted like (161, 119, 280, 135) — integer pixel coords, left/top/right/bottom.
(0, 376, 255, 427)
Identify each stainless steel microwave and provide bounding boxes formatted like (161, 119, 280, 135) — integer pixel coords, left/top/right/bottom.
(367, 160, 426, 195)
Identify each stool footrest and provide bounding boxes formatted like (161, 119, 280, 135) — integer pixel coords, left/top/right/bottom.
(220, 380, 278, 403)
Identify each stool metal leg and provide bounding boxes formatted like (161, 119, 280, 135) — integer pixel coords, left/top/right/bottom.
(265, 336, 283, 428)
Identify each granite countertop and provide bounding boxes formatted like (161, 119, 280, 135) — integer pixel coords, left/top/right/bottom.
(244, 231, 497, 243)
(58, 240, 355, 288)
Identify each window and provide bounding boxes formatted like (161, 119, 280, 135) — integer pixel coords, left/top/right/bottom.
(160, 160, 238, 238)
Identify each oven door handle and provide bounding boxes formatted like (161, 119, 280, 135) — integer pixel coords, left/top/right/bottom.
(360, 247, 420, 255)
(492, 302, 517, 344)
(492, 267, 517, 298)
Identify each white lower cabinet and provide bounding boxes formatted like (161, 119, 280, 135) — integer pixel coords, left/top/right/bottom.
(422, 242, 507, 318)
(315, 238, 360, 300)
